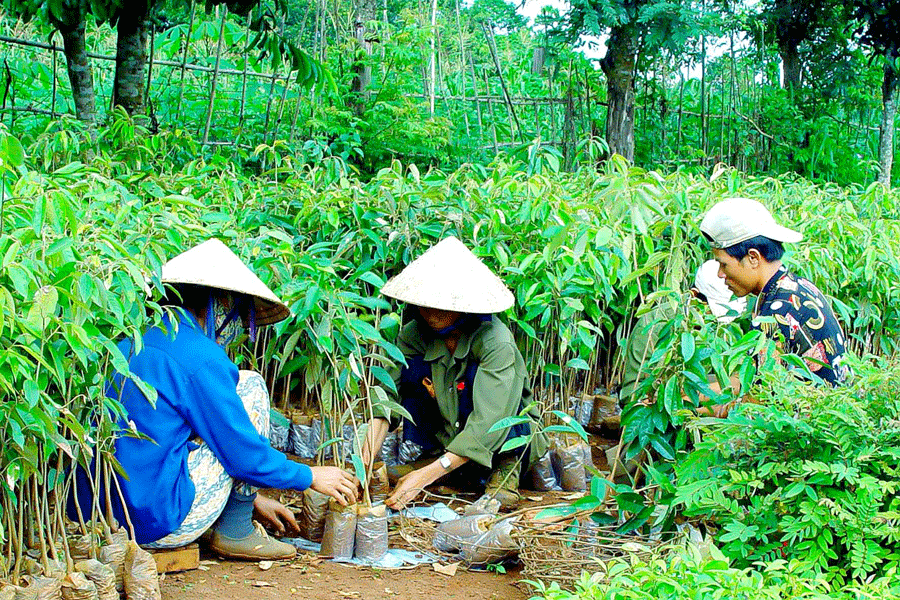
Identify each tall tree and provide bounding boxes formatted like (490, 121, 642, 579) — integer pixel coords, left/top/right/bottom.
(754, 0, 830, 94)
(562, 0, 706, 160)
(852, 0, 899, 185)
(349, 0, 378, 114)
(3, 0, 97, 124)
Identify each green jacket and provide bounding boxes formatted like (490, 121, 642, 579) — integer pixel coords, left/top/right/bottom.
(619, 302, 677, 406)
(385, 317, 547, 469)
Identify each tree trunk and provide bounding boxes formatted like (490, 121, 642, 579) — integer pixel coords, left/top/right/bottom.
(59, 16, 95, 125)
(779, 39, 801, 95)
(600, 25, 636, 161)
(112, 7, 149, 116)
(878, 65, 897, 186)
(350, 0, 377, 115)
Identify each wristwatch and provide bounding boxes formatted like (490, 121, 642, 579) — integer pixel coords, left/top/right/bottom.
(439, 455, 452, 470)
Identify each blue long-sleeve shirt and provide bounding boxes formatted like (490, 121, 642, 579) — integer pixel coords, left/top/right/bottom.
(73, 311, 312, 544)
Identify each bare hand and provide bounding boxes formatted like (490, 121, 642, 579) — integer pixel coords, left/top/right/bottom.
(310, 466, 359, 506)
(253, 493, 299, 536)
(385, 468, 434, 510)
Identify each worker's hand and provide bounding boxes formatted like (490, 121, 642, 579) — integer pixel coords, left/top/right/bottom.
(310, 466, 359, 506)
(253, 493, 299, 536)
(385, 467, 434, 510)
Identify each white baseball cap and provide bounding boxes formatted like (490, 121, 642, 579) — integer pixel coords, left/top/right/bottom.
(693, 260, 747, 323)
(700, 197, 803, 249)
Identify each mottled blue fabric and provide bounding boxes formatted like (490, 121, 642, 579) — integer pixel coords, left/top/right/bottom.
(73, 310, 312, 545)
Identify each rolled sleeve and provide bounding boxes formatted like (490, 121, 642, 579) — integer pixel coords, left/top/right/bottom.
(446, 341, 521, 468)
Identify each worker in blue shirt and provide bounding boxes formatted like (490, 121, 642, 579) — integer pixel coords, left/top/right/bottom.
(72, 239, 357, 560)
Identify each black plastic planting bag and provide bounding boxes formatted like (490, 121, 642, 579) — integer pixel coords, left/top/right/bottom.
(299, 488, 330, 542)
(355, 505, 388, 562)
(529, 451, 560, 491)
(320, 501, 357, 560)
(123, 542, 161, 600)
(552, 441, 588, 492)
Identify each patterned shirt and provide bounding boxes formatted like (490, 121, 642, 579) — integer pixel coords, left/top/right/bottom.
(753, 267, 849, 386)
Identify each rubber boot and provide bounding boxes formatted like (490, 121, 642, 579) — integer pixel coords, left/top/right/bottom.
(484, 455, 521, 510)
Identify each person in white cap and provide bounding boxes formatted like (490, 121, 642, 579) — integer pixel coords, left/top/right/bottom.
(601, 260, 747, 480)
(359, 237, 546, 509)
(71, 239, 358, 560)
(700, 197, 849, 386)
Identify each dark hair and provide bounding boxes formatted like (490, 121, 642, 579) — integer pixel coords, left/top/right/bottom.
(723, 235, 785, 262)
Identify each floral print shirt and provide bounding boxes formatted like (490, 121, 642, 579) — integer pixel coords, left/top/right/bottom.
(753, 266, 849, 386)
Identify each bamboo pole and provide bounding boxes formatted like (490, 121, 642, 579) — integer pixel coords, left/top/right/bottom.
(50, 33, 57, 118)
(428, 0, 437, 116)
(481, 21, 523, 142)
(202, 8, 228, 144)
(176, 0, 196, 121)
(239, 12, 252, 126)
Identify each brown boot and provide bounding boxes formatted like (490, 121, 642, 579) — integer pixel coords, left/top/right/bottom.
(209, 522, 297, 561)
(485, 455, 521, 510)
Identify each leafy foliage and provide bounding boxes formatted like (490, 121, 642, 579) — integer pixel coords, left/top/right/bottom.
(674, 356, 900, 583)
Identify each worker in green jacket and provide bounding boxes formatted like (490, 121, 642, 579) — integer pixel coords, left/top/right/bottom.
(360, 237, 546, 509)
(605, 260, 746, 479)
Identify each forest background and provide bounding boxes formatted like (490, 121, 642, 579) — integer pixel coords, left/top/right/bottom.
(1, 0, 900, 597)
(0, 0, 897, 186)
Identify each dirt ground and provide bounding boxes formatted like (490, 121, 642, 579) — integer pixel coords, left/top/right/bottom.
(161, 434, 617, 600)
(160, 550, 530, 600)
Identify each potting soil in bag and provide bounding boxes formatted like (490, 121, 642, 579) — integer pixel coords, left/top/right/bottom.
(299, 488, 330, 542)
(354, 505, 388, 562)
(123, 542, 160, 600)
(60, 573, 97, 600)
(432, 514, 492, 553)
(369, 463, 389, 504)
(289, 415, 317, 459)
(21, 575, 62, 600)
(459, 518, 518, 567)
(320, 501, 357, 560)
(75, 560, 116, 600)
(529, 451, 559, 491)
(552, 442, 588, 492)
(380, 430, 399, 467)
(574, 396, 594, 427)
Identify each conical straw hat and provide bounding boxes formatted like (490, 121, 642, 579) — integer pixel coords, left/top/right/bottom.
(381, 237, 514, 313)
(161, 238, 291, 325)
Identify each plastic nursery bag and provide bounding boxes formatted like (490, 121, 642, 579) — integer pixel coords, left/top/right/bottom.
(380, 430, 400, 467)
(432, 514, 492, 553)
(552, 441, 588, 492)
(98, 531, 129, 593)
(74, 560, 116, 600)
(299, 488, 330, 543)
(574, 396, 594, 427)
(355, 505, 389, 562)
(123, 542, 161, 600)
(530, 451, 560, 491)
(459, 518, 518, 567)
(60, 573, 97, 600)
(398, 440, 424, 464)
(369, 463, 390, 505)
(20, 575, 62, 600)
(320, 501, 357, 560)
